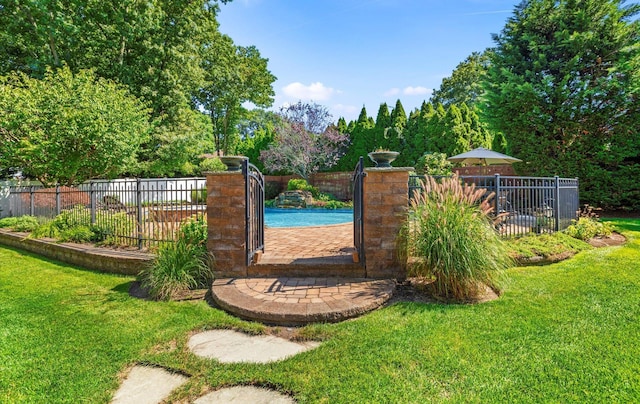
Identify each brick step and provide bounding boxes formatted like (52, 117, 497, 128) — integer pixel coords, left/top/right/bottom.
(249, 259, 365, 278)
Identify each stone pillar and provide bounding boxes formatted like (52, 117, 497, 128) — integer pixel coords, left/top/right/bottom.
(206, 171, 247, 278)
(362, 167, 411, 279)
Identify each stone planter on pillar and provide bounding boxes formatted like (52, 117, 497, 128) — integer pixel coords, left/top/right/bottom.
(362, 167, 411, 279)
(206, 171, 248, 277)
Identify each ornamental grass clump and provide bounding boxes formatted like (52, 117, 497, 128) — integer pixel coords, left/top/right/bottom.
(139, 216, 213, 301)
(400, 175, 513, 301)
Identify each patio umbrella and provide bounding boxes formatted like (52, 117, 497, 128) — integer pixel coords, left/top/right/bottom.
(447, 147, 522, 166)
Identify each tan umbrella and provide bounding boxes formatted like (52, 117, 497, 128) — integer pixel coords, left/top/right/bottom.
(447, 147, 521, 166)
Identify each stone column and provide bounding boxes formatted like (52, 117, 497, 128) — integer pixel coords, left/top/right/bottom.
(206, 171, 247, 278)
(362, 167, 411, 279)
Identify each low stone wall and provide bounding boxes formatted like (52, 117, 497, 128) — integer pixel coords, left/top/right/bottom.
(264, 172, 353, 201)
(0, 230, 153, 275)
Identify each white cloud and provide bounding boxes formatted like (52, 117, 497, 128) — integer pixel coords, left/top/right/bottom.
(332, 104, 359, 119)
(282, 82, 337, 101)
(384, 88, 400, 97)
(403, 86, 432, 96)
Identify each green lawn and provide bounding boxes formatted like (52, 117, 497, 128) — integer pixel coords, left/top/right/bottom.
(1, 219, 639, 403)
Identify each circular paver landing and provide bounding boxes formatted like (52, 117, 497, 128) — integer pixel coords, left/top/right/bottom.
(211, 277, 396, 325)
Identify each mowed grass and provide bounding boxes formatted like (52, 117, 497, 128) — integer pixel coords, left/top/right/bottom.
(1, 219, 639, 403)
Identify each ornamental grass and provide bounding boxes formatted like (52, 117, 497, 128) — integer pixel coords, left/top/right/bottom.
(400, 175, 513, 301)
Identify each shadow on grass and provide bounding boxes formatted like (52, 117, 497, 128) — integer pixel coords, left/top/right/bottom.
(603, 218, 640, 234)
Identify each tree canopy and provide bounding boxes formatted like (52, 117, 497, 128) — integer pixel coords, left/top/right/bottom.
(0, 67, 151, 186)
(482, 0, 640, 209)
(260, 102, 348, 179)
(0, 0, 274, 178)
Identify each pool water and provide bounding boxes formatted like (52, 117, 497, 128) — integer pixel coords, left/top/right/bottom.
(264, 208, 353, 228)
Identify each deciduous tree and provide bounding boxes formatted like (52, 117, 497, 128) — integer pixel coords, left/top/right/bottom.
(260, 102, 348, 179)
(0, 67, 151, 186)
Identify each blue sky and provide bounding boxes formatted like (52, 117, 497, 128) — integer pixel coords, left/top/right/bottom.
(217, 0, 520, 122)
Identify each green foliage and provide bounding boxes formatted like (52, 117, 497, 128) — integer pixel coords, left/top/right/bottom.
(264, 182, 283, 200)
(431, 51, 490, 108)
(506, 232, 592, 260)
(0, 216, 39, 232)
(287, 178, 319, 197)
(415, 152, 453, 176)
(0, 67, 151, 186)
(29, 206, 133, 244)
(190, 188, 208, 204)
(483, 0, 640, 209)
(565, 217, 614, 241)
(139, 216, 211, 301)
(313, 200, 352, 210)
(198, 157, 226, 173)
(400, 175, 512, 300)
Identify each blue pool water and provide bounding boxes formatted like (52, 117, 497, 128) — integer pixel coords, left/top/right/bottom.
(264, 208, 353, 228)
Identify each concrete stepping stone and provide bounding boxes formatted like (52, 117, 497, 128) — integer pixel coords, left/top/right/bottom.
(111, 365, 188, 404)
(188, 329, 320, 363)
(193, 386, 295, 404)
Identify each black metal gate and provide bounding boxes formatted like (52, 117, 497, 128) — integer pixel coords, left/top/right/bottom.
(244, 159, 265, 265)
(352, 156, 365, 267)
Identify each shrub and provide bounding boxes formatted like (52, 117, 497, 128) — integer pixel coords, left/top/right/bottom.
(58, 226, 95, 243)
(190, 188, 207, 204)
(264, 182, 282, 200)
(199, 157, 226, 173)
(287, 179, 319, 197)
(399, 175, 512, 301)
(138, 216, 212, 300)
(565, 217, 613, 241)
(0, 216, 40, 232)
(415, 152, 453, 176)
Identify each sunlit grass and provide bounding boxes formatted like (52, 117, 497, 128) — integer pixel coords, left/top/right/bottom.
(1, 218, 639, 402)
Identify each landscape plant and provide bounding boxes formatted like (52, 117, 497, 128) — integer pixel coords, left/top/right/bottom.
(260, 102, 349, 180)
(400, 175, 512, 300)
(0, 67, 151, 186)
(138, 216, 212, 301)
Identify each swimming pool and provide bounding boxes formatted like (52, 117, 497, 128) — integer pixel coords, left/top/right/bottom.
(264, 208, 353, 228)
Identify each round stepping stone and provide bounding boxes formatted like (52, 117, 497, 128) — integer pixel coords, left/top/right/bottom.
(188, 329, 320, 363)
(193, 386, 295, 404)
(111, 365, 188, 404)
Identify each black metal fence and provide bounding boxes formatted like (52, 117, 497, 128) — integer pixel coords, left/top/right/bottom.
(4, 178, 207, 249)
(352, 157, 366, 266)
(409, 174, 579, 237)
(244, 160, 265, 265)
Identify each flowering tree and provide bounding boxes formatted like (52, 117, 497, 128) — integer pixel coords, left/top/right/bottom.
(260, 102, 348, 179)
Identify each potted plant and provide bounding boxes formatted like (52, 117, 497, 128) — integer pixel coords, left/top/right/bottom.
(219, 155, 248, 172)
(368, 149, 399, 168)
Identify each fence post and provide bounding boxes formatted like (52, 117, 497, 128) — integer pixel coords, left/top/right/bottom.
(90, 181, 96, 224)
(29, 186, 35, 216)
(136, 178, 143, 249)
(554, 176, 560, 232)
(55, 185, 61, 215)
(494, 173, 501, 214)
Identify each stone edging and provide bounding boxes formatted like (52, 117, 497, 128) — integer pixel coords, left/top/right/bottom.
(0, 230, 153, 275)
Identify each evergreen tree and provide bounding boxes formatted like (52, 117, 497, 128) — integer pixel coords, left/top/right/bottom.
(483, 0, 640, 208)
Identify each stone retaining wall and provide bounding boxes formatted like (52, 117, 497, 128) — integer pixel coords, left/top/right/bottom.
(0, 230, 153, 275)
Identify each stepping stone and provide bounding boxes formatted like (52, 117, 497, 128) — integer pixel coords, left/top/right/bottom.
(188, 329, 320, 363)
(111, 365, 188, 404)
(193, 386, 295, 404)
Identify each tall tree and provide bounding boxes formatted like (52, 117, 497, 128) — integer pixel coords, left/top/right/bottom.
(430, 51, 490, 108)
(0, 0, 269, 177)
(483, 0, 640, 209)
(197, 35, 276, 155)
